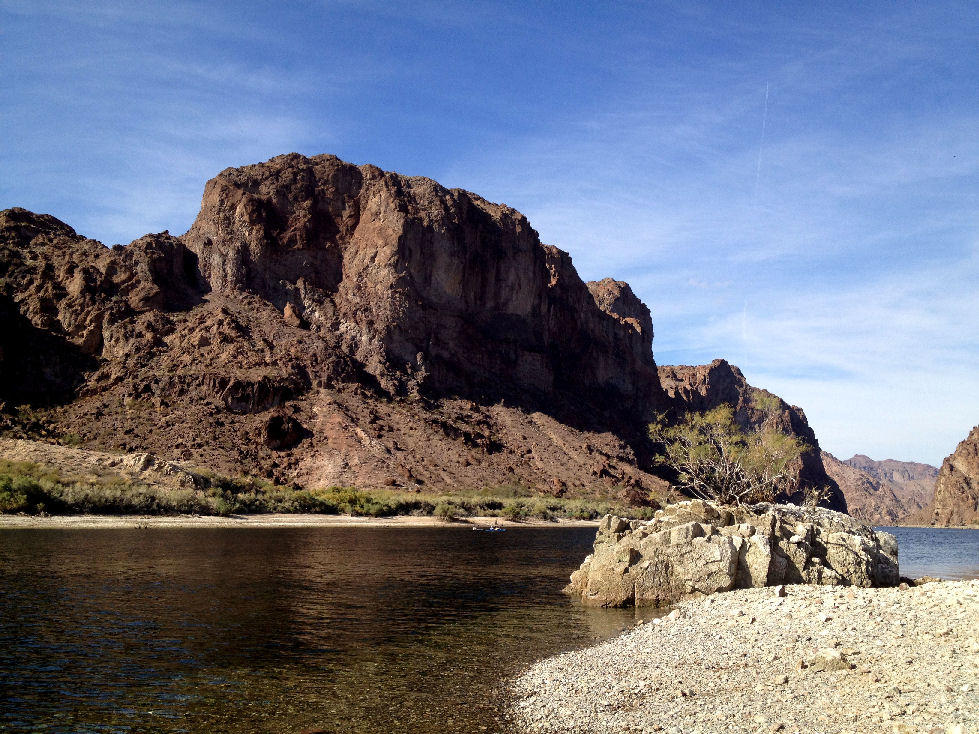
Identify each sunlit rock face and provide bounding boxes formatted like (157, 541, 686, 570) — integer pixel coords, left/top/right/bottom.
(0, 155, 672, 497)
(565, 500, 899, 608)
(182, 153, 666, 417)
(928, 426, 979, 527)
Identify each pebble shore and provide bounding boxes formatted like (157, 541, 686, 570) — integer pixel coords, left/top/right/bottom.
(510, 580, 978, 734)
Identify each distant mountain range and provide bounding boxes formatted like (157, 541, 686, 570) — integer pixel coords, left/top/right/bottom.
(821, 452, 936, 525)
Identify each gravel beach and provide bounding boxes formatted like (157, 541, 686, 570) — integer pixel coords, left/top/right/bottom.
(510, 580, 978, 734)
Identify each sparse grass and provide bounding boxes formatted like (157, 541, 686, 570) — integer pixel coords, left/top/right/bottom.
(0, 458, 654, 520)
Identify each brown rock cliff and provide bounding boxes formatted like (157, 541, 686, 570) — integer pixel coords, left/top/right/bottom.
(821, 451, 935, 525)
(181, 154, 663, 420)
(657, 359, 847, 512)
(928, 426, 979, 527)
(0, 156, 670, 498)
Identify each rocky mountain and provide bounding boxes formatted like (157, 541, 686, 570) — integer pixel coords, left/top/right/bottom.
(657, 359, 847, 512)
(0, 153, 848, 509)
(927, 426, 979, 527)
(821, 451, 935, 525)
(0, 154, 670, 500)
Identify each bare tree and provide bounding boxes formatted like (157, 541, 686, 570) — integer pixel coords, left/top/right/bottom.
(649, 404, 804, 506)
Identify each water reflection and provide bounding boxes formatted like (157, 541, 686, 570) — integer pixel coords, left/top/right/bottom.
(0, 526, 650, 733)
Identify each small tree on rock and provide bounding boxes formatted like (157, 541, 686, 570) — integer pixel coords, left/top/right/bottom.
(649, 404, 804, 506)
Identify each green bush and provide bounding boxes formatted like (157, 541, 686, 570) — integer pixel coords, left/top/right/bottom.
(433, 501, 458, 521)
(501, 502, 527, 522)
(649, 403, 804, 506)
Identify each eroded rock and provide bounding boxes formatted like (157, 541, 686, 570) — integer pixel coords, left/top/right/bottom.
(566, 500, 899, 607)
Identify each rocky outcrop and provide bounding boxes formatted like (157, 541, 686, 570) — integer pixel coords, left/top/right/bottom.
(0, 154, 856, 509)
(822, 451, 936, 525)
(0, 437, 200, 491)
(928, 426, 979, 527)
(565, 500, 898, 607)
(0, 157, 671, 498)
(181, 153, 664, 419)
(657, 359, 847, 512)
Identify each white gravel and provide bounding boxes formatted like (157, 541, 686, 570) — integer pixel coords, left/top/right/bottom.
(509, 580, 979, 734)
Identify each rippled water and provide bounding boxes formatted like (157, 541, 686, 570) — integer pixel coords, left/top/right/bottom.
(0, 526, 653, 733)
(881, 526, 979, 580)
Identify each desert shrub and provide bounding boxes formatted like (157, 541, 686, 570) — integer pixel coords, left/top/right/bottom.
(434, 501, 458, 521)
(631, 505, 656, 521)
(501, 502, 527, 522)
(649, 404, 804, 506)
(567, 504, 598, 520)
(0, 475, 29, 512)
(750, 389, 783, 416)
(801, 483, 834, 510)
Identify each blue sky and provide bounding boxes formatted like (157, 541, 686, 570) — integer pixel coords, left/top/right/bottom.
(2, 1, 976, 466)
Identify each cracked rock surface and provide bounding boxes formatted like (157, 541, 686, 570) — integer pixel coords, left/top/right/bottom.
(565, 501, 899, 608)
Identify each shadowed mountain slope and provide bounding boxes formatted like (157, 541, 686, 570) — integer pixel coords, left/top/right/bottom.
(1, 154, 856, 510)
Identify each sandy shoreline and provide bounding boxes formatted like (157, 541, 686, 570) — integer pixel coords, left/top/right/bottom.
(0, 513, 600, 530)
(510, 580, 979, 734)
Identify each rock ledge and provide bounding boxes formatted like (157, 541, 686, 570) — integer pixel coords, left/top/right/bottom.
(566, 500, 899, 607)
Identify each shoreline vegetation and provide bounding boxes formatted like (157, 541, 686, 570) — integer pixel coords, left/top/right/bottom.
(1, 457, 974, 529)
(0, 513, 598, 529)
(0, 458, 639, 525)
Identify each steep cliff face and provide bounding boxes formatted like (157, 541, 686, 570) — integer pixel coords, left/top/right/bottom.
(821, 451, 935, 525)
(0, 156, 671, 497)
(1, 154, 864, 510)
(929, 426, 979, 527)
(181, 154, 663, 421)
(657, 359, 847, 512)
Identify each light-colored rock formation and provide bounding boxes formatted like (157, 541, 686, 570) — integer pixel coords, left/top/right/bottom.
(565, 500, 898, 607)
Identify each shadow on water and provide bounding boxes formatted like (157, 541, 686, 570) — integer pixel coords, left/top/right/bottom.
(0, 526, 659, 733)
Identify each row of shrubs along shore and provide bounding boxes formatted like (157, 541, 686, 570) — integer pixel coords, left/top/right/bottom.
(0, 459, 653, 521)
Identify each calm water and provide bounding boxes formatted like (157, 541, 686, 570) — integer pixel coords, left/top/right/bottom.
(0, 526, 654, 734)
(881, 526, 979, 580)
(2, 526, 976, 734)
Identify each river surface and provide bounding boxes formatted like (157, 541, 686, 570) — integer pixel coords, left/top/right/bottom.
(881, 525, 979, 580)
(1, 525, 976, 734)
(0, 526, 653, 734)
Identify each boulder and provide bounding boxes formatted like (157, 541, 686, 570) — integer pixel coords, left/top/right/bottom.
(565, 500, 899, 607)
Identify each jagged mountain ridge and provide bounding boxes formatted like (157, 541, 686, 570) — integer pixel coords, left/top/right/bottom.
(0, 154, 842, 507)
(821, 451, 936, 525)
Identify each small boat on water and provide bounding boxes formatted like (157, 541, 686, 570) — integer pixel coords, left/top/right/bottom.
(472, 525, 506, 532)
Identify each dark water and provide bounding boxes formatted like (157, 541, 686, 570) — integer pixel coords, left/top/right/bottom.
(0, 526, 653, 734)
(3, 526, 975, 734)
(880, 525, 979, 580)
